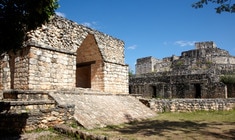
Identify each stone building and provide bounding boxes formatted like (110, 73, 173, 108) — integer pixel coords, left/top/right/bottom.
(0, 15, 129, 94)
(130, 41, 235, 98)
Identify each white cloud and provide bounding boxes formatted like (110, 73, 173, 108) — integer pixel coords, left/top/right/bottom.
(127, 45, 137, 50)
(55, 12, 66, 17)
(81, 21, 97, 29)
(174, 40, 196, 47)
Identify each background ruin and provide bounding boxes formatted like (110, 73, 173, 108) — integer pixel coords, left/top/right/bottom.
(130, 41, 235, 98)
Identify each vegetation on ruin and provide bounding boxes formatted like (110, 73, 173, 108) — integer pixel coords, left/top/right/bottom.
(175, 60, 184, 67)
(192, 0, 235, 13)
(220, 74, 235, 84)
(128, 69, 134, 76)
(0, 0, 59, 54)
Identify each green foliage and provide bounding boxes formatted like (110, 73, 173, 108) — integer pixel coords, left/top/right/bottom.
(220, 74, 235, 84)
(192, 0, 235, 13)
(0, 0, 59, 54)
(129, 69, 134, 76)
(175, 60, 184, 67)
(205, 60, 213, 65)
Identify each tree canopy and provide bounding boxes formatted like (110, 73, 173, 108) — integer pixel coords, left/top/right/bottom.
(192, 0, 235, 13)
(0, 0, 58, 54)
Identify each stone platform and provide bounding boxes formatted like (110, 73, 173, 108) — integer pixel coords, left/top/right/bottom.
(49, 89, 156, 129)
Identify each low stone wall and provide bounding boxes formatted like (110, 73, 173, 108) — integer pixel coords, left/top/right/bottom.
(139, 98, 235, 113)
(0, 90, 75, 136)
(0, 102, 74, 135)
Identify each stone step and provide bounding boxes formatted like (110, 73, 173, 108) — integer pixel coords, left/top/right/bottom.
(0, 100, 56, 114)
(1, 100, 55, 106)
(3, 90, 54, 101)
(57, 88, 114, 95)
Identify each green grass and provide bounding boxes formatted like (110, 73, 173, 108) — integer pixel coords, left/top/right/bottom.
(157, 110, 235, 122)
(90, 110, 235, 140)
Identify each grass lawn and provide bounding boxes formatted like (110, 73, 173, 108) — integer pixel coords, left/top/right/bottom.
(89, 110, 235, 140)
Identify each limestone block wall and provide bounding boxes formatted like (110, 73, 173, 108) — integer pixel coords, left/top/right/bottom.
(11, 48, 30, 89)
(130, 73, 227, 98)
(104, 62, 129, 94)
(94, 34, 125, 65)
(136, 56, 158, 74)
(195, 41, 217, 49)
(28, 47, 76, 90)
(139, 98, 235, 113)
(90, 60, 104, 91)
(0, 102, 74, 134)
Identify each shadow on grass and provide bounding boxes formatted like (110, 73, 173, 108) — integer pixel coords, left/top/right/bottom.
(107, 119, 235, 139)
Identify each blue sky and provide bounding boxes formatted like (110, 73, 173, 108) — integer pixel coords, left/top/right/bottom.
(56, 0, 235, 72)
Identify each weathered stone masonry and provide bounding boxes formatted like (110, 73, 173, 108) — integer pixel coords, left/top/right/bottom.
(139, 98, 235, 113)
(0, 15, 129, 94)
(130, 41, 235, 98)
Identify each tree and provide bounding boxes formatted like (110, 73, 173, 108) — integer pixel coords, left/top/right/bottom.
(0, 0, 58, 54)
(192, 0, 235, 13)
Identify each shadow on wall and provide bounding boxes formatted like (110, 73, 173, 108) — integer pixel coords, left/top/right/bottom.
(0, 102, 29, 137)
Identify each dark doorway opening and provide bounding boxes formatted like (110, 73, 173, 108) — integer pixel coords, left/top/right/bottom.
(194, 84, 201, 98)
(151, 86, 157, 98)
(76, 61, 95, 88)
(129, 86, 132, 94)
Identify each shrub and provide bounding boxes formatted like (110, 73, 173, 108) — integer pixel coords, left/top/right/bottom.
(220, 75, 235, 84)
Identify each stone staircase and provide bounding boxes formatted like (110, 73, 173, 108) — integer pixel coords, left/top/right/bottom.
(1, 90, 55, 114)
(50, 89, 157, 129)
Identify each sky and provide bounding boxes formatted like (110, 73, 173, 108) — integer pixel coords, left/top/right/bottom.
(56, 0, 235, 72)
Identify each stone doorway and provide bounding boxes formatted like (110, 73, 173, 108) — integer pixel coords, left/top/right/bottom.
(151, 86, 157, 98)
(194, 84, 201, 98)
(76, 34, 104, 91)
(76, 61, 95, 88)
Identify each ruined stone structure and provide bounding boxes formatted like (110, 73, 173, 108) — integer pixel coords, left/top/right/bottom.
(0, 15, 128, 94)
(0, 16, 157, 134)
(130, 41, 235, 98)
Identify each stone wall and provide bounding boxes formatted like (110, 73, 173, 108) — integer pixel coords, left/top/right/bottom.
(135, 56, 157, 74)
(104, 62, 129, 94)
(139, 98, 235, 113)
(28, 46, 76, 90)
(195, 41, 217, 49)
(130, 73, 227, 98)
